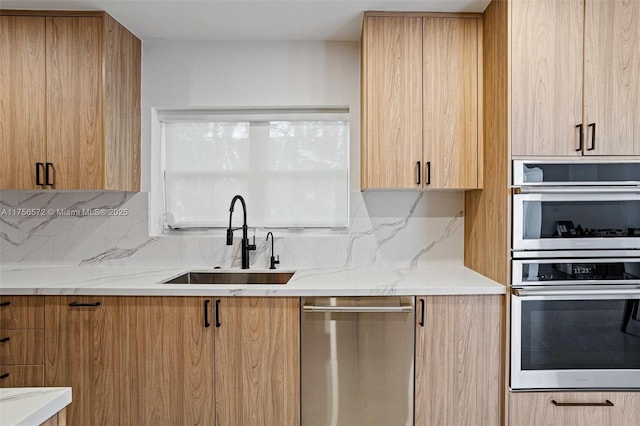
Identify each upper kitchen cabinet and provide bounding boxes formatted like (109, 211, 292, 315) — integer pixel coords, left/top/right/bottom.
(361, 13, 483, 190)
(511, 0, 640, 156)
(0, 11, 141, 190)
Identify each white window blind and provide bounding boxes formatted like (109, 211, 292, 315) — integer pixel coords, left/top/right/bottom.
(160, 108, 349, 230)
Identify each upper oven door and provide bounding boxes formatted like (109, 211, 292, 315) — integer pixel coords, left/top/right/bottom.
(513, 160, 640, 187)
(511, 286, 640, 390)
(513, 192, 640, 251)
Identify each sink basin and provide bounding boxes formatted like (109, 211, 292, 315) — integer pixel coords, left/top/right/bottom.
(161, 271, 295, 285)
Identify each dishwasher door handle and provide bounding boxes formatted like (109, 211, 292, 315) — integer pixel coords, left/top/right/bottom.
(302, 304, 413, 313)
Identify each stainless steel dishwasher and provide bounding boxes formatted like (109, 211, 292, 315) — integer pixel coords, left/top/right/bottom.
(301, 296, 415, 426)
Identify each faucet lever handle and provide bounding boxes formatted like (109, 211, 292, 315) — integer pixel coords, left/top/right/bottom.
(247, 235, 257, 250)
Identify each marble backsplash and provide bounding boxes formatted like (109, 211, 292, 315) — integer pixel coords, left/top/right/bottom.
(0, 190, 464, 269)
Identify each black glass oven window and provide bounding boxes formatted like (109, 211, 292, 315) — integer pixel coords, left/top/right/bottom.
(523, 163, 640, 184)
(522, 261, 640, 282)
(522, 200, 640, 239)
(521, 299, 640, 370)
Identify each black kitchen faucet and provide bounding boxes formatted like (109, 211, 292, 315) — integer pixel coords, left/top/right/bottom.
(226, 195, 256, 269)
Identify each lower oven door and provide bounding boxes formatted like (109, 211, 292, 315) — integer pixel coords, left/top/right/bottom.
(511, 286, 640, 390)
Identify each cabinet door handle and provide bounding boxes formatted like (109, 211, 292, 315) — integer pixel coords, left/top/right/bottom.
(215, 299, 221, 328)
(416, 161, 421, 185)
(0, 373, 9, 380)
(551, 399, 614, 407)
(204, 299, 211, 328)
(36, 162, 45, 186)
(68, 301, 101, 307)
(0, 337, 10, 343)
(0, 301, 10, 307)
(575, 124, 583, 152)
(45, 162, 54, 186)
(426, 161, 431, 185)
(419, 298, 425, 327)
(587, 123, 596, 151)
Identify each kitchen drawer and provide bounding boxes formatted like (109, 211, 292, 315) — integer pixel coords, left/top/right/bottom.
(0, 296, 44, 329)
(0, 329, 44, 364)
(0, 365, 44, 387)
(509, 391, 640, 426)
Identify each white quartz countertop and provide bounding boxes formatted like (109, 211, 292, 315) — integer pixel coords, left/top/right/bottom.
(0, 265, 504, 296)
(0, 388, 71, 426)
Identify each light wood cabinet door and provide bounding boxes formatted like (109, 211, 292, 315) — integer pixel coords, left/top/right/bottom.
(127, 297, 214, 426)
(45, 296, 130, 426)
(511, 0, 584, 156)
(362, 16, 423, 189)
(0, 16, 46, 189)
(509, 391, 640, 426)
(46, 17, 103, 189)
(415, 295, 502, 426)
(215, 297, 300, 426)
(584, 0, 640, 156)
(0, 365, 44, 387)
(423, 17, 480, 188)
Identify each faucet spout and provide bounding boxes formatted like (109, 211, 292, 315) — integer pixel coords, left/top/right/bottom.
(227, 195, 256, 269)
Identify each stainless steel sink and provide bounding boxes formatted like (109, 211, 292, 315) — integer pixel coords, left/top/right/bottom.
(160, 271, 295, 285)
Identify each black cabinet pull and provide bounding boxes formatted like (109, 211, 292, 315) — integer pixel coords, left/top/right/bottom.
(419, 298, 425, 327)
(0, 373, 9, 380)
(0, 301, 10, 307)
(68, 301, 101, 307)
(416, 161, 421, 185)
(0, 337, 10, 343)
(587, 123, 596, 151)
(204, 299, 211, 328)
(552, 399, 613, 407)
(215, 300, 221, 328)
(426, 161, 431, 185)
(575, 124, 583, 152)
(36, 162, 45, 186)
(45, 162, 54, 186)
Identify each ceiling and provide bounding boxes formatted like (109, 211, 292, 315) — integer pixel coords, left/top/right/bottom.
(1, 0, 491, 41)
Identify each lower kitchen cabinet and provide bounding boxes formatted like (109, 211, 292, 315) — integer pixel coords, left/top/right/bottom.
(128, 297, 214, 426)
(45, 296, 130, 426)
(1, 295, 45, 387)
(42, 295, 300, 426)
(214, 297, 300, 426)
(509, 391, 640, 426)
(415, 295, 502, 426)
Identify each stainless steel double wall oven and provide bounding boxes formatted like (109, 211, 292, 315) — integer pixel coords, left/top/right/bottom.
(510, 160, 640, 390)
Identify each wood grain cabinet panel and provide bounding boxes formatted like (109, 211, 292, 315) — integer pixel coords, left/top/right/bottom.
(415, 295, 502, 426)
(0, 296, 45, 388)
(584, 0, 640, 156)
(0, 296, 44, 329)
(509, 391, 640, 426)
(215, 297, 300, 426)
(127, 297, 214, 426)
(45, 296, 131, 426)
(362, 13, 482, 190)
(0, 10, 141, 190)
(0, 365, 44, 387)
(0, 15, 46, 189)
(511, 0, 640, 156)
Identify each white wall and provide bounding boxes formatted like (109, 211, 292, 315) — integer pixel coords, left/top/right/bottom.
(141, 40, 361, 191)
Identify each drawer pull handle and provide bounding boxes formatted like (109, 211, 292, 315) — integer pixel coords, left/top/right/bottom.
(204, 299, 211, 328)
(215, 300, 221, 328)
(0, 373, 9, 380)
(69, 302, 101, 307)
(0, 337, 9, 343)
(0, 301, 10, 307)
(551, 399, 614, 407)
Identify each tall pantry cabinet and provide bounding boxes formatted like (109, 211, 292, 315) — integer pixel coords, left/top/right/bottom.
(0, 11, 141, 190)
(465, 0, 640, 425)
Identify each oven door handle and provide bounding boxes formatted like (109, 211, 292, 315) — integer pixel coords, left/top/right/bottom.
(513, 288, 640, 297)
(515, 186, 640, 194)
